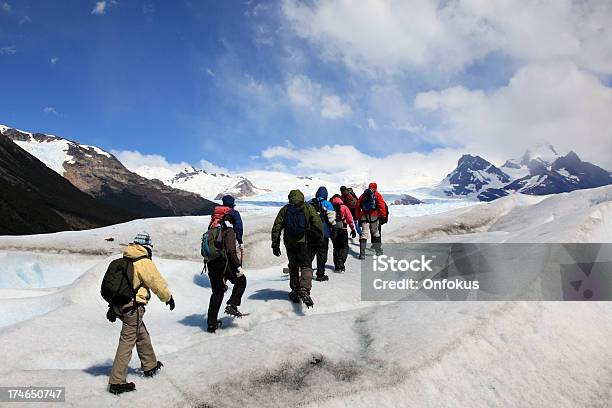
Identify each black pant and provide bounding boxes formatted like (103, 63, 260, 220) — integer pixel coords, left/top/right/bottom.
(286, 242, 313, 294)
(313, 237, 329, 276)
(332, 229, 349, 269)
(207, 262, 247, 326)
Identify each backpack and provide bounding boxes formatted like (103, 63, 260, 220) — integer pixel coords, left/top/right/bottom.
(360, 188, 377, 212)
(201, 226, 225, 262)
(101, 256, 147, 307)
(332, 202, 345, 229)
(310, 198, 332, 228)
(209, 206, 231, 229)
(284, 204, 307, 237)
(343, 188, 358, 209)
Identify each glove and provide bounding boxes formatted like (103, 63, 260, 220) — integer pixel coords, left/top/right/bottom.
(106, 306, 117, 323)
(166, 296, 175, 311)
(236, 267, 245, 278)
(350, 229, 357, 239)
(272, 245, 281, 257)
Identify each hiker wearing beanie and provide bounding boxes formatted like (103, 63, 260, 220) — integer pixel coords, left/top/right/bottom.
(206, 212, 247, 333)
(308, 186, 336, 282)
(213, 195, 244, 252)
(355, 183, 388, 259)
(330, 195, 357, 272)
(105, 232, 174, 395)
(271, 189, 324, 308)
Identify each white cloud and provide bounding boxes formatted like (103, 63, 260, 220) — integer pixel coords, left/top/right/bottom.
(1, 2, 11, 12)
(0, 45, 16, 55)
(282, 0, 612, 75)
(142, 4, 155, 15)
(43, 107, 59, 115)
(414, 61, 612, 168)
(260, 144, 461, 189)
(320, 95, 352, 119)
(367, 118, 378, 130)
(206, 68, 215, 77)
(390, 121, 426, 134)
(111, 150, 229, 180)
(19, 15, 31, 24)
(50, 57, 59, 65)
(91, 1, 107, 15)
(286, 74, 352, 120)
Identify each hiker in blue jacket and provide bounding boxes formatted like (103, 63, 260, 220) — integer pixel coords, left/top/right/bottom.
(309, 186, 336, 282)
(220, 195, 244, 255)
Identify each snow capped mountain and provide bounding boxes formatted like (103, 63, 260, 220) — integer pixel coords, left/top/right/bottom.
(438, 154, 511, 198)
(0, 125, 215, 217)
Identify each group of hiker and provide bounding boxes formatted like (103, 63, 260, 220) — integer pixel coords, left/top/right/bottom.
(101, 183, 387, 395)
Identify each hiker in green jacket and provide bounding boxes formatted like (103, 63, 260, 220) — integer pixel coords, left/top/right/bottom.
(271, 189, 324, 308)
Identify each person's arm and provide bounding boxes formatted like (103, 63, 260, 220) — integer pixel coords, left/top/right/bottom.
(224, 229, 241, 270)
(343, 205, 355, 232)
(271, 206, 287, 248)
(231, 209, 244, 245)
(355, 196, 363, 220)
(138, 260, 172, 303)
(377, 193, 387, 219)
(307, 204, 324, 243)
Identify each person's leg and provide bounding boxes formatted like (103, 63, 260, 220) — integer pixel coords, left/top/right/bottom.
(359, 219, 370, 259)
(207, 268, 225, 326)
(109, 306, 139, 385)
(337, 230, 349, 270)
(133, 306, 157, 372)
(370, 219, 383, 255)
(331, 235, 340, 270)
(226, 274, 247, 306)
(316, 237, 329, 277)
(286, 244, 300, 293)
(298, 243, 313, 293)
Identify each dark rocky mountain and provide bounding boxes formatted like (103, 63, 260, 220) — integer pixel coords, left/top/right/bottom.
(505, 151, 612, 195)
(391, 194, 424, 205)
(439, 146, 612, 201)
(440, 154, 511, 197)
(0, 133, 136, 234)
(2, 126, 216, 218)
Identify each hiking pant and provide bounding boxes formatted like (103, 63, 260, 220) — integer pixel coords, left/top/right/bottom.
(314, 237, 329, 276)
(332, 229, 349, 270)
(285, 242, 313, 294)
(207, 265, 247, 326)
(109, 303, 157, 385)
(360, 217, 381, 243)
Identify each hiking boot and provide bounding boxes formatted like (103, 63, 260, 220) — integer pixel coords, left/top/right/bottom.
(207, 320, 223, 333)
(315, 274, 329, 282)
(288, 291, 300, 303)
(359, 239, 367, 260)
(109, 382, 136, 395)
(225, 304, 244, 318)
(299, 289, 314, 308)
(143, 361, 163, 377)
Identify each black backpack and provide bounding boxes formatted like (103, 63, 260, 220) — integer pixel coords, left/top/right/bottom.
(100, 256, 147, 307)
(284, 204, 308, 237)
(360, 188, 377, 211)
(310, 198, 332, 227)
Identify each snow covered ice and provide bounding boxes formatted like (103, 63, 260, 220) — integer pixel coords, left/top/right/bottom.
(0, 186, 611, 407)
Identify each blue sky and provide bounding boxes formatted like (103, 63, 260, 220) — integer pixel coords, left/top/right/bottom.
(1, 1, 611, 178)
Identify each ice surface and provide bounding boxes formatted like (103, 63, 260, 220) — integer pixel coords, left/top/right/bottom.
(0, 186, 611, 406)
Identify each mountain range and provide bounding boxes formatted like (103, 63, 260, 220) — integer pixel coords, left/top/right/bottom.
(0, 125, 215, 222)
(439, 144, 612, 201)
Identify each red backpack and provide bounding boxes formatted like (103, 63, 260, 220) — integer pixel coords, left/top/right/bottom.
(342, 188, 358, 209)
(209, 206, 231, 229)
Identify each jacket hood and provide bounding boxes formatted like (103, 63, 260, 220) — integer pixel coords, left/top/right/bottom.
(288, 189, 305, 205)
(368, 182, 378, 192)
(315, 186, 328, 200)
(123, 243, 150, 260)
(221, 195, 235, 208)
(331, 196, 344, 206)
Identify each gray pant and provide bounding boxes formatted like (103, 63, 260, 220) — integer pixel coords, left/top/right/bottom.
(109, 303, 157, 384)
(360, 217, 380, 242)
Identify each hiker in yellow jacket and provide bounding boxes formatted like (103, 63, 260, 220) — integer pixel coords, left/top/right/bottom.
(107, 232, 175, 395)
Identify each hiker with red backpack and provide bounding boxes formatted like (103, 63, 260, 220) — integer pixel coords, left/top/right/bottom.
(102, 232, 174, 395)
(213, 195, 244, 255)
(330, 194, 357, 272)
(355, 182, 388, 259)
(271, 189, 324, 308)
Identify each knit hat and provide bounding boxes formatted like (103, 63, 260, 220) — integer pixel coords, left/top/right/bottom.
(221, 194, 235, 208)
(133, 232, 153, 249)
